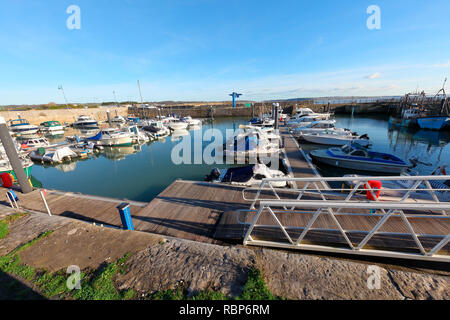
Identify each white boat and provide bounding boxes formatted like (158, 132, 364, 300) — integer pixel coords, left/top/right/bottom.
(39, 121, 65, 136)
(72, 115, 99, 130)
(292, 120, 348, 138)
(288, 108, 331, 123)
(309, 144, 410, 174)
(20, 137, 50, 149)
(181, 116, 202, 127)
(302, 131, 370, 147)
(121, 125, 149, 143)
(238, 125, 281, 143)
(111, 115, 127, 125)
(30, 146, 78, 164)
(142, 120, 170, 139)
(8, 119, 39, 135)
(287, 115, 328, 128)
(248, 117, 275, 127)
(205, 163, 288, 187)
(169, 120, 189, 131)
(223, 130, 280, 159)
(86, 128, 133, 147)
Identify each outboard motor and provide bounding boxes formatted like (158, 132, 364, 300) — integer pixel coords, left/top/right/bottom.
(360, 134, 369, 140)
(205, 168, 221, 181)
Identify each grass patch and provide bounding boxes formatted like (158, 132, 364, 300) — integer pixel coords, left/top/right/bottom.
(0, 231, 54, 283)
(71, 255, 135, 300)
(0, 212, 29, 240)
(238, 269, 281, 300)
(0, 221, 7, 239)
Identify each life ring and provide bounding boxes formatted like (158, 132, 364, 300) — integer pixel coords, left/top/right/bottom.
(0, 173, 15, 188)
(364, 180, 382, 201)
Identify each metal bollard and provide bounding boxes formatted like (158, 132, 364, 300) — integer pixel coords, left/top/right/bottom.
(117, 203, 134, 230)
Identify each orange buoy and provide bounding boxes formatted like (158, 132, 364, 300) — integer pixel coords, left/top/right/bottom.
(365, 180, 382, 201)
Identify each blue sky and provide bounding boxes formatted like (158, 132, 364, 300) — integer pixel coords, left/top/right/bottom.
(1, 0, 450, 104)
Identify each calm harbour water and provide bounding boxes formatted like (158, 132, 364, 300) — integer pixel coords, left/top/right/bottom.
(30, 114, 450, 202)
(32, 117, 249, 202)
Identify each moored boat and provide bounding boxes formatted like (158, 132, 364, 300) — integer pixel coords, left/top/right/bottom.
(40, 121, 65, 136)
(302, 131, 370, 147)
(205, 163, 288, 187)
(309, 144, 409, 174)
(72, 115, 99, 130)
(86, 128, 133, 147)
(8, 119, 39, 136)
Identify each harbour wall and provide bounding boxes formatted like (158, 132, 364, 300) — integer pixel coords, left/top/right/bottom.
(129, 105, 254, 118)
(0, 107, 128, 125)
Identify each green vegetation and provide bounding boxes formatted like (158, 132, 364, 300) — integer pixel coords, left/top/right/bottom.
(0, 223, 281, 300)
(0, 221, 7, 239)
(0, 212, 29, 239)
(0, 231, 53, 283)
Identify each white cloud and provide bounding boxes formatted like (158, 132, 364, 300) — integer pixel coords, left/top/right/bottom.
(366, 72, 381, 79)
(433, 61, 450, 68)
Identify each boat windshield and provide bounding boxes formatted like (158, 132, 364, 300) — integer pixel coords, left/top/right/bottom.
(341, 145, 352, 154)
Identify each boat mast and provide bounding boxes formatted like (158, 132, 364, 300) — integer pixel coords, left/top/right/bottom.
(435, 78, 448, 115)
(58, 85, 70, 109)
(137, 80, 144, 105)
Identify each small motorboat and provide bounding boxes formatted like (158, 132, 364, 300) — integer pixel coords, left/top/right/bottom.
(111, 115, 127, 125)
(86, 128, 133, 147)
(205, 163, 287, 187)
(72, 115, 99, 130)
(309, 144, 410, 174)
(181, 116, 202, 127)
(222, 134, 280, 160)
(8, 119, 39, 136)
(39, 121, 65, 136)
(168, 120, 189, 131)
(121, 125, 149, 143)
(248, 117, 275, 127)
(302, 131, 370, 147)
(142, 121, 170, 139)
(292, 120, 349, 138)
(30, 146, 78, 165)
(20, 137, 50, 150)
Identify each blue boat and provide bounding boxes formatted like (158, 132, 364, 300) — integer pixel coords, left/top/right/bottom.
(310, 143, 410, 174)
(417, 116, 450, 131)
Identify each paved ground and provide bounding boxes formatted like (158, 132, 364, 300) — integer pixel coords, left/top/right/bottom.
(0, 209, 448, 300)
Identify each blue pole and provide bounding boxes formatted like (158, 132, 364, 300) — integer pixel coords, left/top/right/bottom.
(117, 203, 134, 230)
(232, 94, 236, 108)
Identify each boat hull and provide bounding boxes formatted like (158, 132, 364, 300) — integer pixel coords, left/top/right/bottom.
(169, 122, 189, 131)
(417, 116, 450, 131)
(302, 135, 370, 147)
(0, 164, 33, 179)
(310, 151, 408, 174)
(98, 136, 133, 147)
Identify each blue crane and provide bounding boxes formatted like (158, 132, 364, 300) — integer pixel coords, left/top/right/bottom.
(229, 92, 242, 108)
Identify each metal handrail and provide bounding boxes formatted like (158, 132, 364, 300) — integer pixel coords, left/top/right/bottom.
(244, 175, 450, 212)
(242, 200, 450, 262)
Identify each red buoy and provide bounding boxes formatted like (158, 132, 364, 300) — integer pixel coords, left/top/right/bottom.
(365, 180, 382, 201)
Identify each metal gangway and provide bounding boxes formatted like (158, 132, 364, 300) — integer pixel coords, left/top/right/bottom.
(239, 175, 450, 262)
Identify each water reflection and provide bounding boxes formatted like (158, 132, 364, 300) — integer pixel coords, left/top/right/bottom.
(102, 144, 144, 161)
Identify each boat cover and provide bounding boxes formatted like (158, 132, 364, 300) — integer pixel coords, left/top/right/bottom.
(222, 165, 255, 183)
(51, 147, 77, 162)
(86, 131, 102, 141)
